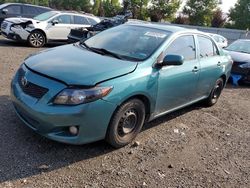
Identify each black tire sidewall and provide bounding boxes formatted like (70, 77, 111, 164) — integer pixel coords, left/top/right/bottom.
(207, 78, 224, 106)
(106, 99, 146, 148)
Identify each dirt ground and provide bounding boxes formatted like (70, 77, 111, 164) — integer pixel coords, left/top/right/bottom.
(0, 36, 249, 188)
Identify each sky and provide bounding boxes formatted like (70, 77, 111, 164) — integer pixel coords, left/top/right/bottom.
(219, 0, 238, 13)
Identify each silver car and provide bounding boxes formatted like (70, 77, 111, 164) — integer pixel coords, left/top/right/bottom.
(1, 11, 100, 47)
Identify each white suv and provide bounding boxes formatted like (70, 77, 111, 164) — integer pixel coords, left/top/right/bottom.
(1, 11, 100, 47)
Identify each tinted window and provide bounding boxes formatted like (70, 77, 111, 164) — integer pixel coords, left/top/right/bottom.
(23, 6, 38, 15)
(87, 18, 98, 25)
(54, 15, 71, 24)
(5, 5, 21, 14)
(73, 16, 89, 25)
(198, 36, 218, 58)
(166, 35, 196, 61)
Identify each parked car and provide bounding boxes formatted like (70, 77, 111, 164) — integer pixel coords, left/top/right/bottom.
(11, 24, 232, 148)
(224, 39, 250, 84)
(0, 3, 51, 26)
(68, 11, 132, 43)
(208, 33, 228, 48)
(1, 10, 100, 47)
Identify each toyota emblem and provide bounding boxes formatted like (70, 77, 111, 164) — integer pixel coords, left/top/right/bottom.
(21, 76, 28, 87)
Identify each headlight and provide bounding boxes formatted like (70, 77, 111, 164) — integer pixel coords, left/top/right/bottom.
(27, 24, 34, 29)
(53, 86, 113, 105)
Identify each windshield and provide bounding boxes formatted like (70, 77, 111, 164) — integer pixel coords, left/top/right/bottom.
(226, 40, 250, 54)
(33, 11, 58, 21)
(84, 25, 171, 61)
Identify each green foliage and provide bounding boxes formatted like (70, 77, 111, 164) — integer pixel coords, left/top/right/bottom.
(229, 0, 250, 30)
(149, 0, 181, 22)
(183, 0, 218, 26)
(211, 8, 226, 28)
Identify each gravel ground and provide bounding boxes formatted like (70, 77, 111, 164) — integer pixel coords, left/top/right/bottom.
(0, 36, 249, 188)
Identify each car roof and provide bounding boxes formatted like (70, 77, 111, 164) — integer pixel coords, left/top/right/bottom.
(51, 10, 99, 20)
(126, 23, 206, 35)
(1, 3, 52, 9)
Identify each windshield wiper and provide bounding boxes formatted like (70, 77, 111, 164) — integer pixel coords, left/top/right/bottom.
(91, 48, 124, 60)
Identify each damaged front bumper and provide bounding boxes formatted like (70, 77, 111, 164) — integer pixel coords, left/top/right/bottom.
(1, 20, 33, 41)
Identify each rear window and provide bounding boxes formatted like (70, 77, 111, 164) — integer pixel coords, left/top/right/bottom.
(87, 18, 98, 25)
(198, 36, 219, 58)
(73, 16, 89, 25)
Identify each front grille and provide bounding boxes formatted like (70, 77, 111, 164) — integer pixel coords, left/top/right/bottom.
(1, 21, 8, 30)
(18, 68, 49, 99)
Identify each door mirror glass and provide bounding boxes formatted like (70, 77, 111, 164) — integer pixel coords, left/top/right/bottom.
(2, 9, 8, 15)
(161, 54, 184, 66)
(52, 19, 59, 25)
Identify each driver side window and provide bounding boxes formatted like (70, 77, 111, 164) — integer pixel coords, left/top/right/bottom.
(166, 35, 196, 61)
(53, 15, 71, 24)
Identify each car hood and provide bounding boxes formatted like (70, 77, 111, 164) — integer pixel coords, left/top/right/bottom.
(5, 17, 35, 24)
(225, 50, 250, 63)
(24, 44, 138, 86)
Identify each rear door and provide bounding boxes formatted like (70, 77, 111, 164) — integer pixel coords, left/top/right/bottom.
(155, 35, 200, 114)
(196, 35, 223, 97)
(47, 14, 72, 40)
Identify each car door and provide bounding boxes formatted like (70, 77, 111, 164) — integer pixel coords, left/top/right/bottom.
(47, 14, 72, 40)
(155, 35, 200, 115)
(196, 35, 223, 97)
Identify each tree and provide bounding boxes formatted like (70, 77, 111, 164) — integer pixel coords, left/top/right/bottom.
(149, 0, 181, 22)
(174, 14, 190, 24)
(229, 0, 250, 30)
(211, 8, 226, 27)
(183, 0, 218, 26)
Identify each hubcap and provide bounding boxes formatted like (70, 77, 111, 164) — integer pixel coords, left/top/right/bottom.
(30, 33, 44, 47)
(118, 109, 138, 136)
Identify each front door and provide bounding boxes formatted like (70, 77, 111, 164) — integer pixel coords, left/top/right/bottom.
(155, 35, 200, 115)
(47, 14, 72, 40)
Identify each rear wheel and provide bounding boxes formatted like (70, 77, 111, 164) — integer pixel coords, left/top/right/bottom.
(205, 78, 224, 106)
(106, 99, 146, 148)
(28, 30, 46, 48)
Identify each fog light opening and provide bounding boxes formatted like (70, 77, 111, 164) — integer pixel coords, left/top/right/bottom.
(69, 126, 79, 135)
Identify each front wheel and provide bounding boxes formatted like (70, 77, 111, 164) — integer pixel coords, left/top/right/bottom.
(205, 78, 224, 106)
(106, 99, 146, 148)
(28, 30, 46, 48)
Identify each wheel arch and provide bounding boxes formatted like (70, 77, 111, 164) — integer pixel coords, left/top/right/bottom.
(30, 29, 47, 42)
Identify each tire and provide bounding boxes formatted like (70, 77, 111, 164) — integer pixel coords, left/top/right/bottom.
(106, 99, 146, 148)
(28, 30, 46, 48)
(205, 78, 224, 106)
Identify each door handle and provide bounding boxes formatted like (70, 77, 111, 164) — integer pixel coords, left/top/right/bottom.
(192, 66, 199, 73)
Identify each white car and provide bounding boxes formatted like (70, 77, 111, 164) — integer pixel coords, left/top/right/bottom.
(1, 11, 100, 47)
(208, 33, 228, 48)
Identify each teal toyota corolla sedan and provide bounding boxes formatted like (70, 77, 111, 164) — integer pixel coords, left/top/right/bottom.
(11, 24, 232, 148)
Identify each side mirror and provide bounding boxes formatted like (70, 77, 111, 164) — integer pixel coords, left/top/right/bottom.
(52, 20, 59, 25)
(2, 9, 8, 15)
(161, 54, 184, 66)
